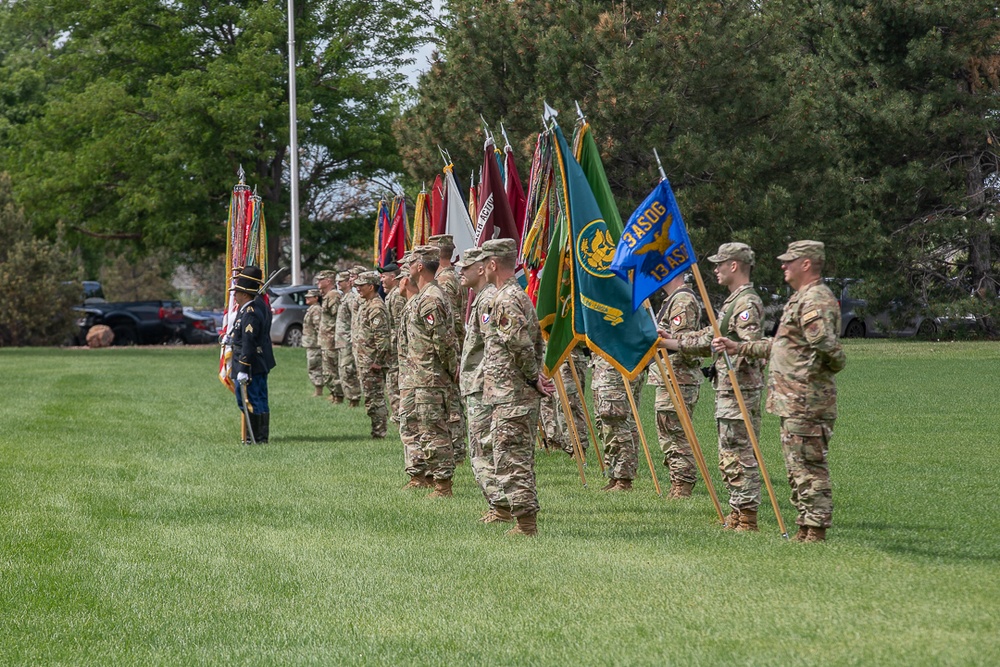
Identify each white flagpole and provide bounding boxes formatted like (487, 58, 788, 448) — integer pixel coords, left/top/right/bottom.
(287, 0, 302, 285)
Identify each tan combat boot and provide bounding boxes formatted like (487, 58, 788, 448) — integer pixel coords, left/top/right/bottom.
(349, 398, 360, 408)
(481, 508, 514, 524)
(804, 527, 827, 543)
(672, 481, 694, 498)
(428, 478, 453, 498)
(330, 395, 343, 405)
(793, 525, 810, 542)
(609, 479, 633, 492)
(601, 478, 618, 491)
(734, 509, 759, 532)
(402, 474, 433, 489)
(313, 385, 324, 397)
(506, 513, 538, 536)
(722, 509, 741, 529)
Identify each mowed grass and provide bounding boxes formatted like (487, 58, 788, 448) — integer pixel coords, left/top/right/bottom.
(0, 341, 997, 666)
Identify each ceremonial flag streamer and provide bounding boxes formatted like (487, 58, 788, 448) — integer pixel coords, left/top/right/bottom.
(442, 163, 477, 261)
(611, 179, 696, 312)
(475, 137, 521, 248)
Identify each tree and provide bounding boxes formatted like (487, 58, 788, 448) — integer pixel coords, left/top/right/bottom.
(0, 172, 82, 346)
(0, 0, 423, 270)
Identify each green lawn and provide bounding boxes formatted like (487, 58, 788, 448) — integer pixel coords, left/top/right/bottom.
(1, 341, 997, 665)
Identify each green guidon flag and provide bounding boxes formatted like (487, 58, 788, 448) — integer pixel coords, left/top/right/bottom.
(536, 208, 579, 376)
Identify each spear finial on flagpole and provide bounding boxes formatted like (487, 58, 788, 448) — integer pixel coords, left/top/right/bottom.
(500, 122, 512, 151)
(653, 148, 668, 182)
(438, 145, 452, 168)
(421, 180, 426, 194)
(237, 164, 246, 185)
(575, 100, 586, 125)
(542, 102, 559, 130)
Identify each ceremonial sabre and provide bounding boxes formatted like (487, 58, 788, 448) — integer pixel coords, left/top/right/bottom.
(238, 379, 256, 445)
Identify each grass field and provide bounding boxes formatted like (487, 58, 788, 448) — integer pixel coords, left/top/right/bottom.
(1, 341, 998, 665)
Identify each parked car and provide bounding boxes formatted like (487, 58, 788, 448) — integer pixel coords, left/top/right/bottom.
(829, 278, 979, 338)
(268, 284, 316, 347)
(178, 308, 220, 345)
(75, 299, 186, 345)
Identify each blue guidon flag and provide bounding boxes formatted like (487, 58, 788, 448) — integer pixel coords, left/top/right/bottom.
(611, 178, 697, 312)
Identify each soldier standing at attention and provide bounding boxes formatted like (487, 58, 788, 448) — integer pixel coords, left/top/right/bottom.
(335, 271, 362, 408)
(663, 242, 765, 531)
(428, 234, 468, 464)
(302, 288, 324, 396)
(397, 253, 433, 489)
(317, 270, 342, 403)
(354, 271, 391, 439)
(713, 241, 845, 543)
(649, 274, 703, 498)
(403, 245, 460, 498)
(229, 267, 276, 444)
(481, 238, 553, 536)
(380, 260, 405, 424)
(457, 247, 509, 522)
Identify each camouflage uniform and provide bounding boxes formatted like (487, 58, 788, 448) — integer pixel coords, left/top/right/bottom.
(302, 298, 324, 388)
(384, 284, 406, 423)
(540, 347, 591, 455)
(649, 286, 703, 486)
(402, 278, 459, 481)
(461, 274, 498, 505)
(354, 273, 391, 438)
(335, 286, 362, 402)
(739, 254, 845, 530)
(436, 264, 468, 462)
(483, 276, 545, 517)
(319, 286, 342, 399)
(679, 283, 765, 511)
(396, 293, 423, 478)
(593, 355, 647, 482)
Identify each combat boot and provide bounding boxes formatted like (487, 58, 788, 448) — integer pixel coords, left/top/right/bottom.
(403, 474, 434, 489)
(506, 513, 538, 536)
(804, 527, 827, 543)
(480, 508, 514, 524)
(670, 481, 694, 499)
(601, 477, 618, 491)
(722, 509, 740, 529)
(349, 398, 360, 408)
(330, 395, 343, 405)
(258, 413, 270, 444)
(427, 478, 454, 498)
(793, 525, 810, 542)
(608, 479, 633, 492)
(313, 384, 323, 397)
(734, 509, 759, 532)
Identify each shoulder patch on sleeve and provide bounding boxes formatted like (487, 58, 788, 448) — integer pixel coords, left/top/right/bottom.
(738, 310, 750, 321)
(802, 309, 821, 325)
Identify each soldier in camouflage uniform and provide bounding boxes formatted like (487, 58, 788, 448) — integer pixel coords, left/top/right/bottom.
(543, 346, 591, 456)
(715, 241, 845, 543)
(402, 245, 460, 497)
(457, 247, 508, 521)
(665, 242, 765, 531)
(380, 260, 405, 424)
(649, 274, 703, 498)
(335, 271, 362, 407)
(396, 254, 432, 488)
(593, 355, 647, 491)
(302, 288, 324, 396)
(428, 234, 468, 464)
(316, 270, 343, 403)
(481, 238, 554, 536)
(354, 271, 391, 439)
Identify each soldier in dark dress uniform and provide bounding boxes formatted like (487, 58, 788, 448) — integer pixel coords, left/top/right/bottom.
(230, 266, 277, 444)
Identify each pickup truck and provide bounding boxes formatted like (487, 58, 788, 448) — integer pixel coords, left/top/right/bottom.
(74, 297, 186, 346)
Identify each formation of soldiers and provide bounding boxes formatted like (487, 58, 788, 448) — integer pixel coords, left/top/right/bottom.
(300, 238, 845, 542)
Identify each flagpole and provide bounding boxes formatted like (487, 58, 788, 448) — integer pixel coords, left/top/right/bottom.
(645, 302, 725, 522)
(553, 365, 588, 468)
(622, 375, 662, 497)
(653, 148, 786, 536)
(553, 371, 588, 487)
(567, 354, 604, 473)
(287, 0, 301, 285)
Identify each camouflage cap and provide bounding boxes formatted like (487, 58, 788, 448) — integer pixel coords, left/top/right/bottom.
(428, 234, 455, 249)
(350, 265, 367, 276)
(480, 238, 517, 259)
(397, 252, 414, 267)
(777, 240, 825, 263)
(315, 269, 337, 282)
(455, 247, 485, 268)
(355, 270, 381, 287)
(707, 242, 754, 266)
(411, 245, 440, 264)
(305, 288, 321, 299)
(335, 271, 351, 283)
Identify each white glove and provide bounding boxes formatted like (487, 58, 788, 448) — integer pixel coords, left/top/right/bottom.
(237, 372, 249, 384)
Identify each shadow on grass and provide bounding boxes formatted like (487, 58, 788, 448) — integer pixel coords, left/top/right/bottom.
(274, 434, 372, 444)
(844, 519, 1000, 563)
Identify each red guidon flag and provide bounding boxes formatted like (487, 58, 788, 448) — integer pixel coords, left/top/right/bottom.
(475, 136, 520, 249)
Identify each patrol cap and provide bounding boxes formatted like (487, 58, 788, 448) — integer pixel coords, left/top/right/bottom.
(777, 240, 825, 263)
(305, 288, 321, 299)
(315, 270, 337, 282)
(411, 245, 440, 264)
(428, 234, 455, 249)
(480, 238, 517, 260)
(350, 265, 367, 276)
(707, 242, 754, 266)
(335, 271, 351, 282)
(455, 247, 485, 268)
(355, 271, 381, 287)
(397, 252, 414, 268)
